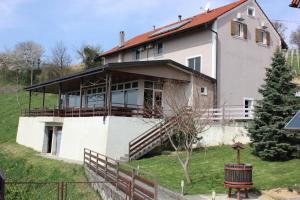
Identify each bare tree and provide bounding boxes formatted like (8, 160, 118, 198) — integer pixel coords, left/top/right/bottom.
(15, 41, 44, 85)
(291, 26, 300, 49)
(273, 21, 287, 40)
(154, 80, 213, 184)
(51, 41, 72, 76)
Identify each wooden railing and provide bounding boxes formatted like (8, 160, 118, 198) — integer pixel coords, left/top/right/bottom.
(22, 105, 163, 118)
(129, 114, 181, 160)
(84, 148, 157, 200)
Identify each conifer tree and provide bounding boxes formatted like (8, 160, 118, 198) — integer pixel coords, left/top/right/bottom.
(248, 49, 300, 160)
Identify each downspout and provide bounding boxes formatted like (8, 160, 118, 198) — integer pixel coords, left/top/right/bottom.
(209, 21, 218, 108)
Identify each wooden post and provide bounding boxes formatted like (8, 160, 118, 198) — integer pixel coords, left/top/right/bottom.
(79, 78, 84, 117)
(131, 169, 135, 200)
(42, 87, 45, 109)
(28, 90, 32, 116)
(58, 83, 62, 117)
(0, 170, 5, 200)
(116, 162, 119, 190)
(105, 157, 108, 180)
(105, 72, 112, 116)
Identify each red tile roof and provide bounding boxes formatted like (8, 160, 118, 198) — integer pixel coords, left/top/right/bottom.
(290, 0, 300, 8)
(100, 0, 247, 57)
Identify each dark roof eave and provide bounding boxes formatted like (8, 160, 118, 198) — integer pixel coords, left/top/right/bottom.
(24, 60, 216, 92)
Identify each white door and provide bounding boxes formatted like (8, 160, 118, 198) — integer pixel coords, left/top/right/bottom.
(55, 130, 62, 156)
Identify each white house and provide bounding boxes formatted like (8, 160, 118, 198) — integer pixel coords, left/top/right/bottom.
(17, 0, 285, 162)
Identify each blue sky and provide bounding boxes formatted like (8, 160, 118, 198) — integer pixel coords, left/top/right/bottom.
(0, 0, 299, 63)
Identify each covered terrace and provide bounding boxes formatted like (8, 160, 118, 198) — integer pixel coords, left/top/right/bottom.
(23, 60, 201, 118)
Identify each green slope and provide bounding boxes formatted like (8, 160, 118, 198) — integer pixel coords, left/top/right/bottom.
(129, 146, 300, 195)
(0, 90, 100, 199)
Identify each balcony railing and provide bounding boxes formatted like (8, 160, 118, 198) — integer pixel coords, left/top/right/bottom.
(21, 105, 254, 120)
(21, 105, 163, 118)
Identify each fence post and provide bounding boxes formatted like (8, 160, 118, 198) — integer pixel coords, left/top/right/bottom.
(0, 170, 5, 200)
(116, 162, 119, 190)
(154, 179, 158, 200)
(130, 169, 135, 200)
(105, 157, 108, 180)
(60, 182, 64, 200)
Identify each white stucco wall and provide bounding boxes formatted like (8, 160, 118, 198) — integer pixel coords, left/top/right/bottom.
(198, 122, 250, 147)
(105, 116, 161, 159)
(59, 117, 109, 161)
(16, 116, 161, 162)
(16, 117, 63, 152)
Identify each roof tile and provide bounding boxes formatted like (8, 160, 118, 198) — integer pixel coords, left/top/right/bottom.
(100, 0, 247, 57)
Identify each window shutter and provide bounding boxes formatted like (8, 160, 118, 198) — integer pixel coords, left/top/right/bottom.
(231, 21, 236, 36)
(255, 29, 260, 43)
(243, 24, 248, 39)
(266, 31, 270, 46)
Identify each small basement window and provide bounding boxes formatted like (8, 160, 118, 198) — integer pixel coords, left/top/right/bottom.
(201, 87, 208, 96)
(247, 7, 255, 17)
(187, 56, 202, 72)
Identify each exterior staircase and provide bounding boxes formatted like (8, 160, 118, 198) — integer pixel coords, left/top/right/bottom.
(126, 114, 180, 161)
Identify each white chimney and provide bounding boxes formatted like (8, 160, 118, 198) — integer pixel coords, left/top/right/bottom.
(119, 31, 125, 47)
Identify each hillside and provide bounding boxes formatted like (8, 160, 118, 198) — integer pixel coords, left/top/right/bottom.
(0, 89, 100, 199)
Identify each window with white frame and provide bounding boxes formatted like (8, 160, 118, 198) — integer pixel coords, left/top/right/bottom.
(247, 7, 255, 17)
(187, 56, 201, 72)
(200, 87, 208, 96)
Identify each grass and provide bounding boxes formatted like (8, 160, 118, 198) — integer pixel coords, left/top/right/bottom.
(0, 90, 101, 199)
(128, 146, 300, 195)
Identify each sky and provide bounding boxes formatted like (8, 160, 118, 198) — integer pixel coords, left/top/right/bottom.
(0, 0, 299, 63)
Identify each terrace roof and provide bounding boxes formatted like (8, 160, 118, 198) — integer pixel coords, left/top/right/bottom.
(25, 60, 215, 93)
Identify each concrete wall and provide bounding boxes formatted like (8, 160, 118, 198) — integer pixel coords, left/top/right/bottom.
(105, 30, 213, 77)
(198, 122, 250, 147)
(216, 0, 281, 106)
(105, 117, 160, 159)
(16, 117, 63, 152)
(16, 116, 160, 162)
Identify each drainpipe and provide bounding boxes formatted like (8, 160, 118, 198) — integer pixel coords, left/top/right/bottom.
(209, 21, 218, 108)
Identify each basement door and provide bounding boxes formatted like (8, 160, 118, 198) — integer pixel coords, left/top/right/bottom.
(55, 128, 62, 157)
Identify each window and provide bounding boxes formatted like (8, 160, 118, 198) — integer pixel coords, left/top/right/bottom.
(256, 29, 270, 46)
(187, 56, 201, 72)
(156, 42, 163, 55)
(135, 50, 140, 60)
(247, 7, 255, 17)
(201, 87, 208, 96)
(231, 21, 247, 39)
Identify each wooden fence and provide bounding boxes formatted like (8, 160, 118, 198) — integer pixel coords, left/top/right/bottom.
(0, 170, 4, 200)
(84, 148, 158, 200)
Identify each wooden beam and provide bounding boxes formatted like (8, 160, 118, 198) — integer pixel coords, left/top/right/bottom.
(105, 72, 112, 116)
(79, 78, 84, 117)
(28, 90, 32, 116)
(42, 87, 45, 109)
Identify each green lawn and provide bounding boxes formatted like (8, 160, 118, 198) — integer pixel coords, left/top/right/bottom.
(0, 89, 100, 199)
(128, 146, 300, 195)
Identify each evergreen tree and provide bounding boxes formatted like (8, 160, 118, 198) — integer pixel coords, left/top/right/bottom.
(248, 49, 300, 160)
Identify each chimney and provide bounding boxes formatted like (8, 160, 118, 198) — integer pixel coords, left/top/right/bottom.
(178, 15, 182, 21)
(119, 31, 125, 47)
(153, 25, 156, 30)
